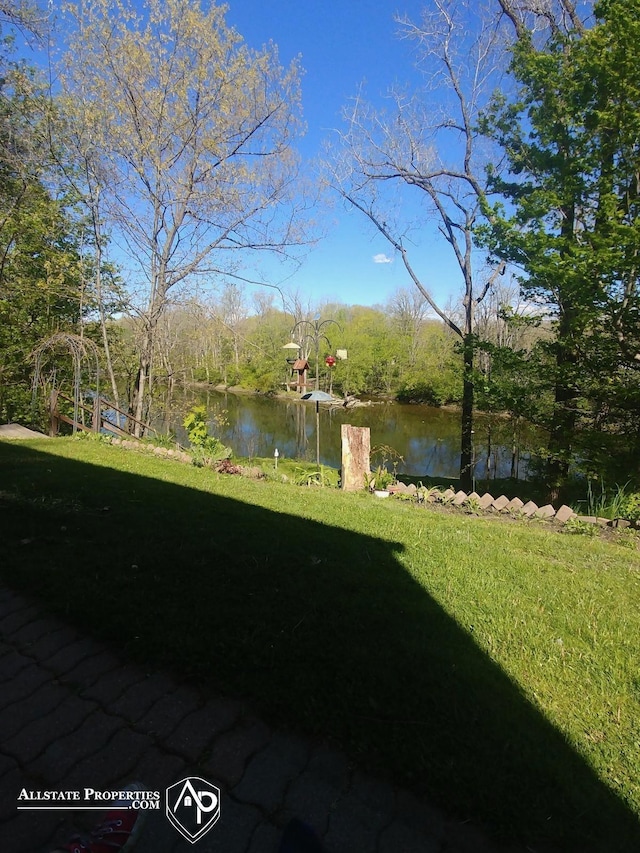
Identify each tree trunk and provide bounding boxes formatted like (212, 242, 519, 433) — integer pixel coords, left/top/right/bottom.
(546, 307, 579, 503)
(132, 322, 154, 436)
(460, 334, 474, 492)
(91, 194, 120, 410)
(485, 425, 492, 481)
(511, 420, 519, 480)
(546, 193, 579, 503)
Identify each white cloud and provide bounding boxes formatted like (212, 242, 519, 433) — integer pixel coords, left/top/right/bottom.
(373, 253, 393, 264)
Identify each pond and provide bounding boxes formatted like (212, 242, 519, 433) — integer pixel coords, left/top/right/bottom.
(154, 387, 541, 482)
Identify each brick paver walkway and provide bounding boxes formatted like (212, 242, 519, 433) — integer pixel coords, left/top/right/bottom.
(0, 585, 524, 853)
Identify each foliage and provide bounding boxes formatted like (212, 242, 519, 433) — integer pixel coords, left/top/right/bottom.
(395, 322, 462, 404)
(370, 465, 394, 492)
(480, 0, 640, 496)
(322, 305, 399, 397)
(371, 444, 404, 479)
(0, 42, 91, 423)
(182, 405, 231, 465)
(73, 429, 112, 445)
(563, 517, 601, 536)
(237, 305, 296, 393)
(571, 481, 640, 524)
(141, 432, 177, 451)
(394, 372, 460, 406)
(617, 493, 640, 524)
(293, 464, 339, 488)
(583, 480, 626, 520)
(60, 0, 307, 431)
(139, 296, 465, 404)
(369, 444, 403, 491)
(0, 0, 46, 35)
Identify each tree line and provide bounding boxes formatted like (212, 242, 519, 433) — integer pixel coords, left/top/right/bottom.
(114, 288, 466, 404)
(112, 279, 541, 402)
(0, 0, 638, 498)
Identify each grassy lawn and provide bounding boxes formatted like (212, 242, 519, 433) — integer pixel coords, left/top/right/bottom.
(1, 437, 639, 851)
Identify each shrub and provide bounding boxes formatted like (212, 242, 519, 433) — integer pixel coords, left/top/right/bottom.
(618, 492, 640, 523)
(183, 405, 232, 466)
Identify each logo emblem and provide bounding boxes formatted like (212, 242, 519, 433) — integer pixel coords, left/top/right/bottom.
(166, 777, 221, 843)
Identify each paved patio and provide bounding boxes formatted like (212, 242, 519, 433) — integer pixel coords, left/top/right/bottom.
(0, 425, 50, 440)
(0, 585, 528, 853)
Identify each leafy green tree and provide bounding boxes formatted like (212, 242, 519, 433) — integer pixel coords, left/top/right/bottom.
(240, 294, 293, 393)
(324, 305, 396, 396)
(0, 186, 85, 422)
(61, 0, 307, 433)
(396, 322, 462, 406)
(482, 0, 640, 495)
(0, 39, 88, 422)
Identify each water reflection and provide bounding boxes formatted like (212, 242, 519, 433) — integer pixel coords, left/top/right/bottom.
(158, 388, 539, 480)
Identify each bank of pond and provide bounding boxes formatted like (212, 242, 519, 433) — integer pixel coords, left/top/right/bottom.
(152, 387, 540, 484)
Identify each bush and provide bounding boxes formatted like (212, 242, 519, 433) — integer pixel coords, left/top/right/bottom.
(395, 372, 461, 405)
(183, 405, 232, 466)
(618, 492, 640, 523)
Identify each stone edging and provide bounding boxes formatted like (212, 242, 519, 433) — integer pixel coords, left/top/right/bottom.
(387, 483, 637, 529)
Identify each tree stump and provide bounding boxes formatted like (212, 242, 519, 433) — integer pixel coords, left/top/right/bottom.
(341, 424, 371, 491)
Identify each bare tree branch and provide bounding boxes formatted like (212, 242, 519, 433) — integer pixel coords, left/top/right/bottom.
(60, 0, 311, 430)
(325, 0, 511, 488)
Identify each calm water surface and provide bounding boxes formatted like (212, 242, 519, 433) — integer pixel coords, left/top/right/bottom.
(157, 388, 539, 481)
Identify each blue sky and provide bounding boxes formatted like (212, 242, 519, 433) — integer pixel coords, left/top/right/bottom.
(13, 0, 479, 312)
(223, 0, 465, 311)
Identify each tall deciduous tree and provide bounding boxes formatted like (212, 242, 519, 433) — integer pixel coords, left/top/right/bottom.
(326, 0, 507, 490)
(0, 32, 88, 422)
(60, 0, 306, 433)
(53, 97, 124, 410)
(388, 287, 429, 369)
(483, 0, 640, 494)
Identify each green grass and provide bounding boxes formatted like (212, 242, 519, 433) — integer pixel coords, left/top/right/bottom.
(1, 437, 640, 851)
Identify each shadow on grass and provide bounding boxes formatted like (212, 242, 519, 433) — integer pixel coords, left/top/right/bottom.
(0, 441, 638, 852)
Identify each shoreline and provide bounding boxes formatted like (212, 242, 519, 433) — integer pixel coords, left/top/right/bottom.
(208, 383, 381, 408)
(188, 381, 513, 417)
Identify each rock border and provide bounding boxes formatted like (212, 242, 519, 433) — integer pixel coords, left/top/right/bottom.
(387, 482, 637, 530)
